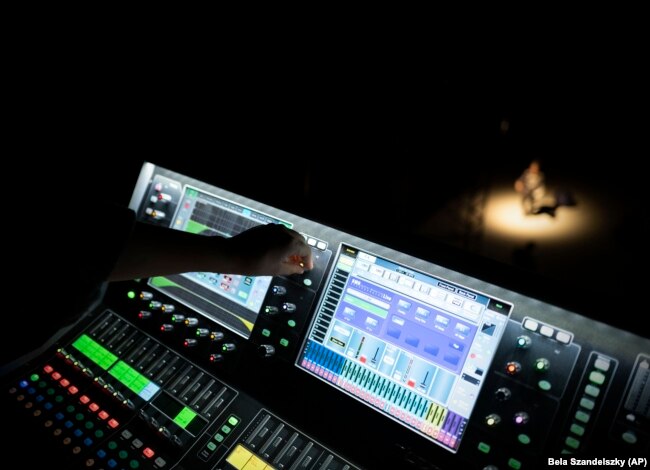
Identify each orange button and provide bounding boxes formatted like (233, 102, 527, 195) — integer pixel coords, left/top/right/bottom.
(143, 447, 155, 458)
(59, 379, 70, 387)
(89, 403, 99, 412)
(108, 418, 119, 429)
(79, 395, 90, 404)
(98, 411, 109, 420)
(68, 386, 79, 395)
(52, 372, 62, 380)
(43, 365, 54, 374)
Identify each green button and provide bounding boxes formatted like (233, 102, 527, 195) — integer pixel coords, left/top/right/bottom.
(30, 374, 40, 382)
(279, 338, 289, 347)
(575, 411, 590, 423)
(477, 442, 490, 454)
(47, 388, 55, 395)
(129, 460, 140, 469)
(622, 431, 637, 444)
(262, 329, 271, 337)
(38, 381, 47, 388)
(584, 385, 600, 397)
(207, 441, 217, 451)
(508, 457, 522, 469)
(538, 380, 552, 391)
(303, 279, 312, 287)
(119, 450, 128, 459)
(228, 416, 240, 427)
(221, 424, 231, 434)
(565, 436, 580, 449)
(518, 434, 531, 445)
(287, 319, 296, 328)
(108, 440, 118, 450)
(55, 395, 64, 403)
(589, 371, 606, 385)
(66, 405, 75, 413)
(76, 413, 85, 421)
(95, 430, 104, 438)
(85, 421, 95, 429)
(214, 433, 224, 443)
(127, 291, 136, 299)
(579, 397, 595, 410)
(570, 424, 585, 436)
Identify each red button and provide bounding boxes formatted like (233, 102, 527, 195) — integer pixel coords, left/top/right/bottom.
(68, 386, 79, 395)
(143, 448, 155, 458)
(98, 411, 109, 420)
(59, 378, 70, 387)
(43, 365, 54, 374)
(108, 418, 119, 429)
(79, 395, 90, 404)
(89, 403, 99, 412)
(51, 372, 62, 380)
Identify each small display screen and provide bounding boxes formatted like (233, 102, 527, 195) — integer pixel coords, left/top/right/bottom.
(296, 244, 511, 453)
(136, 172, 291, 339)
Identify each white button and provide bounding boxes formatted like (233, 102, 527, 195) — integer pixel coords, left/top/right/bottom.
(555, 331, 571, 344)
(540, 325, 554, 337)
(307, 238, 317, 247)
(594, 357, 611, 372)
(316, 241, 327, 250)
(523, 319, 539, 331)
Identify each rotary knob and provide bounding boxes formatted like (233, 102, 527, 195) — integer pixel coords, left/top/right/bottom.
(257, 344, 275, 358)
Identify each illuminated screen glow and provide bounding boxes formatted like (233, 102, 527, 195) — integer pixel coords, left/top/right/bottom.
(296, 244, 511, 453)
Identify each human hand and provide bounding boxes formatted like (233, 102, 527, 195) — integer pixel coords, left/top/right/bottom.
(225, 224, 314, 276)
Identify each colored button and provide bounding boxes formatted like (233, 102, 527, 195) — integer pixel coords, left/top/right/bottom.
(36, 395, 44, 402)
(27, 387, 36, 395)
(565, 436, 580, 449)
(538, 380, 552, 391)
(95, 430, 104, 438)
(478, 442, 490, 454)
(30, 374, 40, 382)
(108, 441, 118, 450)
(46, 388, 55, 395)
(60, 379, 70, 387)
(119, 450, 128, 459)
(55, 412, 65, 420)
(76, 413, 85, 421)
(261, 329, 271, 337)
(594, 357, 611, 372)
(97, 449, 107, 459)
(579, 398, 595, 410)
(43, 365, 54, 374)
(108, 458, 117, 468)
(84, 437, 94, 447)
(518, 434, 531, 445)
(68, 386, 79, 395)
(85, 421, 95, 429)
(108, 418, 119, 428)
(279, 338, 289, 347)
(74, 429, 83, 437)
(570, 424, 585, 436)
(287, 319, 296, 328)
(207, 441, 217, 451)
(129, 460, 140, 469)
(244, 455, 267, 469)
(143, 447, 155, 458)
(622, 431, 637, 444)
(221, 425, 232, 434)
(226, 444, 253, 468)
(89, 403, 99, 412)
(38, 381, 47, 388)
(508, 457, 522, 469)
(98, 411, 109, 420)
(575, 411, 590, 423)
(589, 371, 606, 385)
(65, 420, 74, 428)
(214, 433, 225, 443)
(19, 380, 29, 389)
(79, 395, 90, 404)
(584, 385, 600, 397)
(44, 402, 53, 410)
(228, 416, 240, 426)
(55, 395, 64, 403)
(52, 372, 62, 380)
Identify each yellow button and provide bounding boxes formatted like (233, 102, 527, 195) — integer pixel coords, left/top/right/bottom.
(243, 455, 267, 469)
(226, 444, 253, 469)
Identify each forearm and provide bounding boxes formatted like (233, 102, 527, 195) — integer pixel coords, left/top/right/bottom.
(109, 222, 238, 281)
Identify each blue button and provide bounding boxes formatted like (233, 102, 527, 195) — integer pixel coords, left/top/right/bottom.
(28, 387, 36, 394)
(55, 412, 65, 420)
(97, 449, 107, 459)
(44, 403, 53, 410)
(19, 380, 29, 388)
(84, 438, 93, 447)
(74, 429, 83, 437)
(108, 458, 117, 468)
(36, 395, 44, 402)
(64, 420, 73, 428)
